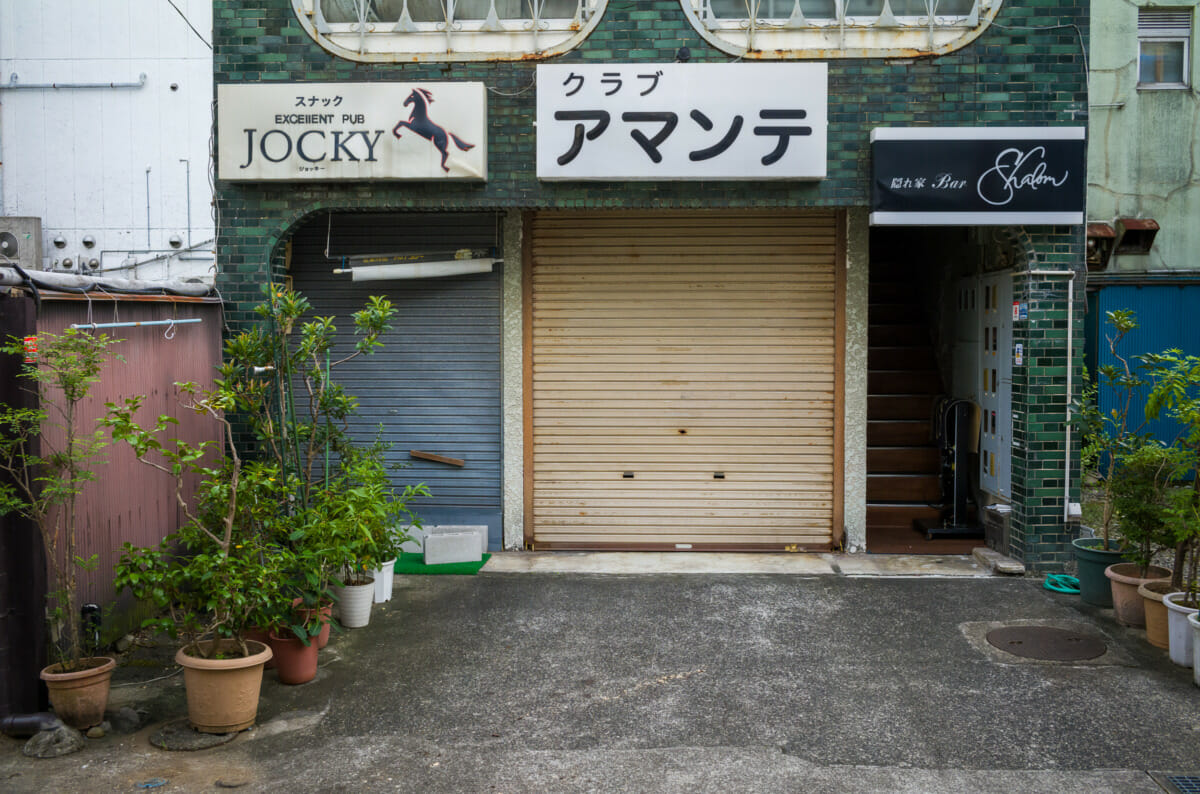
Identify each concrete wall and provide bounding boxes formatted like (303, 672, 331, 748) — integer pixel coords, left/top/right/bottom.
(1088, 1, 1200, 274)
(0, 0, 214, 281)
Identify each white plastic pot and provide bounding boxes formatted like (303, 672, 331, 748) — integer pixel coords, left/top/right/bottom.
(334, 580, 375, 628)
(1189, 612, 1200, 687)
(1164, 592, 1200, 667)
(373, 559, 396, 603)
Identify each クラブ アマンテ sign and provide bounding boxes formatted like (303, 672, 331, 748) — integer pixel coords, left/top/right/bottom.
(536, 63, 827, 181)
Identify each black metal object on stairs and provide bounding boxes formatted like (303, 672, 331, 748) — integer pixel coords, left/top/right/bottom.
(915, 397, 983, 540)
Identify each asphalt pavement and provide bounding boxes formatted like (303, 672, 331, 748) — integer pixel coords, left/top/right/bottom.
(2, 552, 1198, 793)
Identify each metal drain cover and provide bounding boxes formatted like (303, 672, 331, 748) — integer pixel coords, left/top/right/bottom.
(985, 625, 1106, 661)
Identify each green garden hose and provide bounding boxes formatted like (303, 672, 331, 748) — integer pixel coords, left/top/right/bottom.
(1043, 574, 1080, 594)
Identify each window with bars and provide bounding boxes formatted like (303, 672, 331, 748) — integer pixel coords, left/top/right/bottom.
(1138, 8, 1192, 88)
(294, 0, 605, 61)
(683, 0, 998, 58)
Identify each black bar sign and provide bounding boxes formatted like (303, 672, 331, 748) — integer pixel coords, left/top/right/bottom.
(870, 127, 1086, 226)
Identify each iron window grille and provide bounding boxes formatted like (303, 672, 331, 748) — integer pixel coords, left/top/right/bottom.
(294, 0, 605, 61)
(682, 0, 999, 58)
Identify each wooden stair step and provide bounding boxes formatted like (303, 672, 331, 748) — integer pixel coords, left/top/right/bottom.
(868, 420, 932, 446)
(866, 502, 944, 530)
(867, 474, 942, 502)
(868, 370, 943, 395)
(869, 346, 938, 370)
(868, 394, 938, 421)
(869, 281, 921, 301)
(868, 324, 930, 346)
(867, 446, 940, 473)
(869, 304, 913, 324)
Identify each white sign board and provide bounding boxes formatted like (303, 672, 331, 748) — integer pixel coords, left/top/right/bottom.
(217, 83, 487, 181)
(536, 63, 827, 181)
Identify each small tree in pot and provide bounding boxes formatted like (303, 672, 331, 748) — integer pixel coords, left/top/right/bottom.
(0, 330, 120, 728)
(1105, 442, 1182, 626)
(1143, 349, 1200, 605)
(107, 383, 292, 733)
(232, 286, 427, 627)
(1073, 310, 1151, 550)
(1071, 310, 1151, 606)
(107, 402, 295, 658)
(1109, 443, 1185, 576)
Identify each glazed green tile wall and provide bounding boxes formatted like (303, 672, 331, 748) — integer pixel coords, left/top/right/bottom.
(215, 0, 1088, 570)
(1008, 237, 1086, 574)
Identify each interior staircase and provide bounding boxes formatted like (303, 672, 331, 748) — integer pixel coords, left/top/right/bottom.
(865, 272, 976, 553)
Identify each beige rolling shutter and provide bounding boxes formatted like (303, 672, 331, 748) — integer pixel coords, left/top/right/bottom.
(529, 210, 840, 549)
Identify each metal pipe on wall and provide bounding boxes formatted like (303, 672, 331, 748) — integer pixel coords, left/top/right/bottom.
(2, 73, 148, 91)
(1022, 269, 1078, 523)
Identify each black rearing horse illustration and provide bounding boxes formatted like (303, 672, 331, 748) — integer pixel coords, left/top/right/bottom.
(393, 88, 476, 173)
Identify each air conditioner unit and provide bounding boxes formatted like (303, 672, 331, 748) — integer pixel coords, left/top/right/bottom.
(0, 217, 43, 271)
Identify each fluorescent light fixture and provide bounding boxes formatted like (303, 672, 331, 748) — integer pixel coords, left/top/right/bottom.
(335, 258, 498, 281)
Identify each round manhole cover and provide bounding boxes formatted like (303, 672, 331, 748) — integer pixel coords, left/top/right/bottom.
(985, 626, 1107, 661)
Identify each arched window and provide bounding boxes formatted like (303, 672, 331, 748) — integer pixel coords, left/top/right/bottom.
(293, 0, 607, 61)
(682, 0, 1000, 59)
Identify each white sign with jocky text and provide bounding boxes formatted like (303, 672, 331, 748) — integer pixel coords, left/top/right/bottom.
(536, 63, 827, 181)
(217, 83, 487, 181)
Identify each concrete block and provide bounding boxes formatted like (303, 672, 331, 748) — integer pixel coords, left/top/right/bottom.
(424, 531, 482, 565)
(972, 546, 1026, 576)
(402, 524, 489, 555)
(429, 524, 488, 553)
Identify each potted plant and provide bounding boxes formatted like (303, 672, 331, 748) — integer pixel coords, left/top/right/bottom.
(1072, 310, 1146, 606)
(1141, 348, 1200, 666)
(1161, 489, 1200, 666)
(108, 386, 290, 733)
(260, 580, 321, 686)
(228, 286, 426, 630)
(0, 330, 120, 730)
(1104, 443, 1178, 626)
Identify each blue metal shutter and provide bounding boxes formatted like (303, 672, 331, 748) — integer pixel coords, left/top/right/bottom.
(288, 212, 503, 549)
(1095, 285, 1200, 447)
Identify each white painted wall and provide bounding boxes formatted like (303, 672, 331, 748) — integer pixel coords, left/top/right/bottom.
(0, 0, 214, 282)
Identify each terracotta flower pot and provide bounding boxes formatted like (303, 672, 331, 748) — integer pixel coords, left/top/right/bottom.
(243, 627, 277, 669)
(39, 656, 116, 730)
(292, 598, 333, 649)
(175, 639, 272, 734)
(1105, 563, 1172, 627)
(1139, 579, 1175, 649)
(268, 630, 319, 685)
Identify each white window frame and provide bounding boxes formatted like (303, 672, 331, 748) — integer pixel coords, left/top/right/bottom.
(680, 0, 1002, 59)
(293, 0, 607, 62)
(1137, 8, 1192, 90)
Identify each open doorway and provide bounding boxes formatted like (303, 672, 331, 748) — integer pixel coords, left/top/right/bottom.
(866, 227, 1007, 554)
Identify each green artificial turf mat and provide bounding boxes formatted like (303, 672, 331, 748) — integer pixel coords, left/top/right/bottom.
(393, 551, 490, 575)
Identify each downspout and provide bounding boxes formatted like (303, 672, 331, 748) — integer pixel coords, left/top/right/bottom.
(1022, 269, 1078, 522)
(1, 91, 6, 210)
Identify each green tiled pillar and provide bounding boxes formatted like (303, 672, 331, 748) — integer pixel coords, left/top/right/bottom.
(1008, 228, 1085, 572)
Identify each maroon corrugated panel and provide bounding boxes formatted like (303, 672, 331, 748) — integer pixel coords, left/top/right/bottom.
(34, 298, 224, 631)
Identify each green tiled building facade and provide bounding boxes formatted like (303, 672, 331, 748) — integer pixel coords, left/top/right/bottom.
(215, 0, 1088, 570)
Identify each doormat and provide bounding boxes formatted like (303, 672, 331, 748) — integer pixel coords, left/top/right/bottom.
(393, 552, 491, 576)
